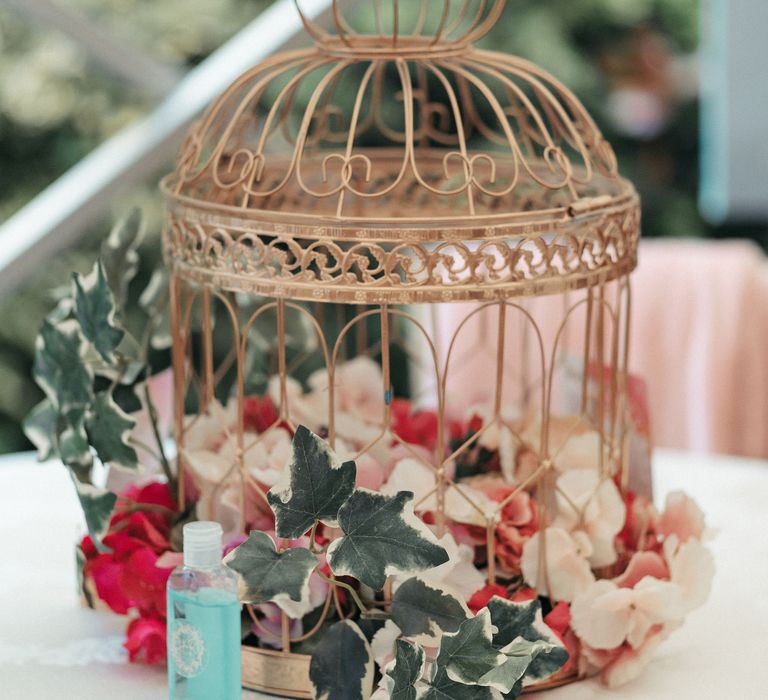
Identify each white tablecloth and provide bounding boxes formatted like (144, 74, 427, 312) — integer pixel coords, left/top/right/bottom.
(1, 449, 767, 699)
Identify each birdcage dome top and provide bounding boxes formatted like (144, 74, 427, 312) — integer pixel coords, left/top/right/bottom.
(162, 0, 640, 303)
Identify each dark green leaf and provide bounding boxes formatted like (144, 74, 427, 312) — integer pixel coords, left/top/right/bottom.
(72, 478, 117, 552)
(85, 391, 139, 471)
(223, 530, 317, 606)
(327, 490, 449, 590)
(387, 639, 426, 700)
(524, 637, 568, 683)
(309, 620, 374, 700)
(486, 597, 569, 683)
(503, 680, 524, 700)
(487, 597, 538, 648)
(24, 399, 57, 460)
(391, 577, 468, 640)
(73, 261, 124, 362)
(58, 409, 93, 474)
(434, 609, 504, 687)
(267, 425, 356, 538)
(94, 357, 145, 386)
(479, 638, 554, 695)
(112, 383, 143, 414)
(100, 208, 143, 307)
(355, 618, 386, 644)
(33, 319, 93, 410)
(422, 667, 499, 700)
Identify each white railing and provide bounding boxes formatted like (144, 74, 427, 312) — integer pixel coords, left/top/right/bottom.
(3, 0, 182, 97)
(0, 0, 333, 299)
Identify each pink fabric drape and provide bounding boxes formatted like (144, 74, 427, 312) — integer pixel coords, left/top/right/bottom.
(630, 239, 768, 458)
(430, 239, 768, 459)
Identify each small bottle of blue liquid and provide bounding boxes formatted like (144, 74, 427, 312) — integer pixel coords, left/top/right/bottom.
(167, 522, 241, 700)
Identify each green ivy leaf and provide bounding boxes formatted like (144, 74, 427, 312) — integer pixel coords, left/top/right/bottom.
(73, 261, 125, 362)
(76, 542, 95, 608)
(387, 639, 426, 700)
(112, 383, 143, 414)
(23, 399, 57, 461)
(486, 597, 569, 684)
(390, 577, 468, 640)
(85, 391, 139, 471)
(327, 490, 449, 590)
(139, 269, 171, 350)
(267, 425, 356, 539)
(309, 620, 374, 700)
(478, 638, 555, 696)
(486, 597, 537, 647)
(223, 530, 317, 607)
(46, 297, 73, 324)
(422, 667, 500, 700)
(434, 609, 505, 688)
(94, 356, 145, 386)
(33, 319, 93, 411)
(72, 478, 117, 552)
(100, 208, 143, 307)
(58, 409, 93, 474)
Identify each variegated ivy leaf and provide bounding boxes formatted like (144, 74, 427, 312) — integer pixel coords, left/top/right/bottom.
(72, 478, 117, 552)
(390, 577, 468, 640)
(310, 620, 374, 700)
(73, 261, 125, 362)
(327, 490, 449, 590)
(478, 638, 556, 696)
(100, 208, 143, 307)
(223, 530, 317, 607)
(23, 399, 57, 461)
(76, 542, 94, 608)
(85, 391, 139, 471)
(434, 609, 506, 689)
(486, 597, 569, 684)
(267, 425, 356, 538)
(94, 354, 145, 386)
(33, 319, 93, 411)
(47, 297, 74, 324)
(422, 667, 500, 700)
(139, 268, 171, 350)
(112, 383, 143, 414)
(58, 409, 93, 474)
(387, 639, 426, 700)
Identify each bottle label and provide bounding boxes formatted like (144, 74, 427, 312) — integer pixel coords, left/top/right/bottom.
(170, 622, 207, 678)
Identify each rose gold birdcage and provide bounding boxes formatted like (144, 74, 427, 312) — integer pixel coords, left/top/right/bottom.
(161, 0, 641, 696)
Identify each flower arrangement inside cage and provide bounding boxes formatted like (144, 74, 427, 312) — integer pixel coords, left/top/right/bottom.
(24, 1, 715, 698)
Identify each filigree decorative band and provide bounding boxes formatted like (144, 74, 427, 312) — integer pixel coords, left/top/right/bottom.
(164, 195, 639, 303)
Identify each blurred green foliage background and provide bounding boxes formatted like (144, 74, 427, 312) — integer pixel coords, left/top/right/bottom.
(0, 0, 753, 452)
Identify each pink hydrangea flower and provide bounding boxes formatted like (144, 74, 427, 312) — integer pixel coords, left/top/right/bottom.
(658, 491, 706, 543)
(520, 527, 595, 602)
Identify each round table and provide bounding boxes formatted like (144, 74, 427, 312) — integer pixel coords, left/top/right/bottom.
(1, 449, 766, 699)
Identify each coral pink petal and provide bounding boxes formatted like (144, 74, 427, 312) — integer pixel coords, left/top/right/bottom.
(601, 629, 665, 688)
(658, 491, 705, 543)
(614, 551, 669, 588)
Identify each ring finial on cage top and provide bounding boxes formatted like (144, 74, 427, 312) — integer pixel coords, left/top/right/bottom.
(294, 0, 508, 56)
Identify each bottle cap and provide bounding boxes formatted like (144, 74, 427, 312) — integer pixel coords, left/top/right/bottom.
(183, 521, 223, 568)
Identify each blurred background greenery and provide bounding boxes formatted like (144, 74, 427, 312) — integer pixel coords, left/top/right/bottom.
(0, 0, 760, 453)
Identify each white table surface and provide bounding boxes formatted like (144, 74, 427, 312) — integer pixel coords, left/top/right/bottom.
(1, 449, 767, 699)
